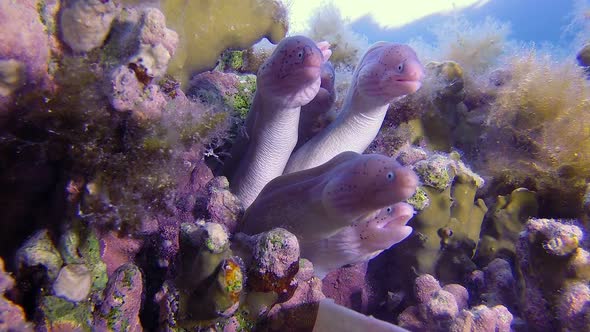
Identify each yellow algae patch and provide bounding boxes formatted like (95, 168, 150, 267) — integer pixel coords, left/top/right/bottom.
(160, 0, 288, 86)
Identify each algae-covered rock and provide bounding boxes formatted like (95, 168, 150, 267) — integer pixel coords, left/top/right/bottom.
(161, 0, 288, 85)
(248, 228, 300, 300)
(95, 263, 144, 332)
(16, 230, 63, 281)
(59, 0, 121, 53)
(78, 227, 109, 292)
(259, 259, 325, 332)
(206, 176, 244, 233)
(424, 61, 465, 99)
(38, 295, 94, 331)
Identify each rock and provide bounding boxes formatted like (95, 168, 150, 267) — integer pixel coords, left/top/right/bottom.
(52, 264, 92, 302)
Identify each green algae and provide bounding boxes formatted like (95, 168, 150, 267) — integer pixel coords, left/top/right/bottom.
(228, 75, 257, 119)
(218, 50, 246, 72)
(79, 228, 108, 291)
(407, 187, 430, 211)
(40, 296, 93, 331)
(16, 230, 63, 281)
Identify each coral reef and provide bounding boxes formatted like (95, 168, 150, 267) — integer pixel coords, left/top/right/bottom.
(2, 1, 590, 331)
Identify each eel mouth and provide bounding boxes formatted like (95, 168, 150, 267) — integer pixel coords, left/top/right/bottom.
(291, 65, 323, 84)
(390, 79, 422, 95)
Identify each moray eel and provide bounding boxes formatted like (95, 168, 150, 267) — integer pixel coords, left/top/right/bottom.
(296, 61, 337, 149)
(228, 36, 330, 208)
(284, 42, 424, 173)
(304, 202, 414, 278)
(240, 152, 418, 252)
(313, 298, 410, 332)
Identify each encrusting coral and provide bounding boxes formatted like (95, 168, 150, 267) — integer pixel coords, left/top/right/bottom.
(160, 0, 289, 86)
(515, 218, 590, 331)
(59, 0, 121, 54)
(475, 188, 539, 265)
(0, 0, 53, 114)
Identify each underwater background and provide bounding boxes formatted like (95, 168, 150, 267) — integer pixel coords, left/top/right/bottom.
(0, 0, 589, 331)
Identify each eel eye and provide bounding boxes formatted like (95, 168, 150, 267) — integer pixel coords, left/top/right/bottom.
(397, 63, 404, 73)
(386, 171, 395, 181)
(386, 207, 393, 213)
(297, 50, 304, 59)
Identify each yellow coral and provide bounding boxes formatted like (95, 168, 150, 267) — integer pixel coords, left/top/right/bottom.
(160, 0, 288, 86)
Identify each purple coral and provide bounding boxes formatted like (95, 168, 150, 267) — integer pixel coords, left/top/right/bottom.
(557, 282, 590, 331)
(95, 263, 144, 331)
(398, 274, 513, 332)
(0, 0, 52, 113)
(516, 218, 589, 330)
(59, 0, 120, 53)
(0, 258, 33, 331)
(261, 259, 325, 331)
(108, 65, 167, 119)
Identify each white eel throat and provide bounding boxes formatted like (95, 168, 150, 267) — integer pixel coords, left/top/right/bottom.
(230, 94, 302, 208)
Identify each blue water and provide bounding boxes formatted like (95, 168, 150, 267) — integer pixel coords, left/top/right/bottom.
(352, 0, 576, 48)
